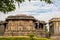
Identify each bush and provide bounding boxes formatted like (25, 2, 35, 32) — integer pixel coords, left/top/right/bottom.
(29, 34, 34, 40)
(29, 34, 34, 38)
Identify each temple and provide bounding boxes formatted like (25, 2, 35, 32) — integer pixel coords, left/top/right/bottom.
(49, 18, 60, 36)
(0, 15, 46, 38)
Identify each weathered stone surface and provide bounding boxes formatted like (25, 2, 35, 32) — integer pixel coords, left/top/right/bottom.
(0, 21, 6, 36)
(49, 18, 60, 36)
(0, 15, 46, 38)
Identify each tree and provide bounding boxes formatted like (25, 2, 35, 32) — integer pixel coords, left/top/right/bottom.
(45, 26, 48, 33)
(45, 26, 51, 38)
(0, 0, 51, 13)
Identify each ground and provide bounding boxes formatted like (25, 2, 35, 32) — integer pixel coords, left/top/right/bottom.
(50, 36, 60, 40)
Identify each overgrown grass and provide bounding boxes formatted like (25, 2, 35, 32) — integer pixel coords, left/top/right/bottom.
(0, 36, 49, 40)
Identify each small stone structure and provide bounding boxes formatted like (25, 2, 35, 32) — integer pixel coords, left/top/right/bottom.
(0, 21, 7, 36)
(0, 15, 46, 38)
(49, 18, 60, 36)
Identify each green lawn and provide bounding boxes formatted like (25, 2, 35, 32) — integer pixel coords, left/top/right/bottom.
(0, 36, 49, 40)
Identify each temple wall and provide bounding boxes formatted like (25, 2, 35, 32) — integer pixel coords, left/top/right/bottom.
(53, 22, 60, 35)
(0, 24, 5, 36)
(49, 18, 60, 36)
(4, 20, 35, 36)
(3, 19, 46, 38)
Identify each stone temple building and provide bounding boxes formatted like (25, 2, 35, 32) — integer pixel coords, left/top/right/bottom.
(49, 18, 60, 36)
(0, 15, 46, 37)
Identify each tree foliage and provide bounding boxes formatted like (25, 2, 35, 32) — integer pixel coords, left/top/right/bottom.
(0, 0, 51, 13)
(45, 26, 48, 33)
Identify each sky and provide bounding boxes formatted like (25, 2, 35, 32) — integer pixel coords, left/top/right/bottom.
(0, 0, 60, 23)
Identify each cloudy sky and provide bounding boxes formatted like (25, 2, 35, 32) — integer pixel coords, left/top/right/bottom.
(0, 0, 60, 22)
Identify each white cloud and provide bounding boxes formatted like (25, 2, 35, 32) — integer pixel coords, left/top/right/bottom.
(0, 12, 5, 21)
(0, 0, 60, 23)
(34, 11, 60, 22)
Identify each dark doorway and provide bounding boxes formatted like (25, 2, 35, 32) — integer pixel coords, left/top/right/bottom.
(35, 23, 38, 29)
(39, 23, 43, 29)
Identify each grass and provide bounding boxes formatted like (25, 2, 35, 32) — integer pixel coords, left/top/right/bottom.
(0, 36, 49, 40)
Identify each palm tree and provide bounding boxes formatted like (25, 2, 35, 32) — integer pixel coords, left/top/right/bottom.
(0, 0, 51, 13)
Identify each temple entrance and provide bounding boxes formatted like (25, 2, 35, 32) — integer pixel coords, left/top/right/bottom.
(35, 23, 43, 29)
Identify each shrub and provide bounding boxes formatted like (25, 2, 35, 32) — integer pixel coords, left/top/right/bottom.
(29, 34, 34, 40)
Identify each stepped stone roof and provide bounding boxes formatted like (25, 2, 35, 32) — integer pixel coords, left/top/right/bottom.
(35, 20, 46, 24)
(6, 14, 46, 24)
(49, 18, 60, 22)
(6, 14, 35, 20)
(0, 21, 6, 24)
(40, 21, 46, 24)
